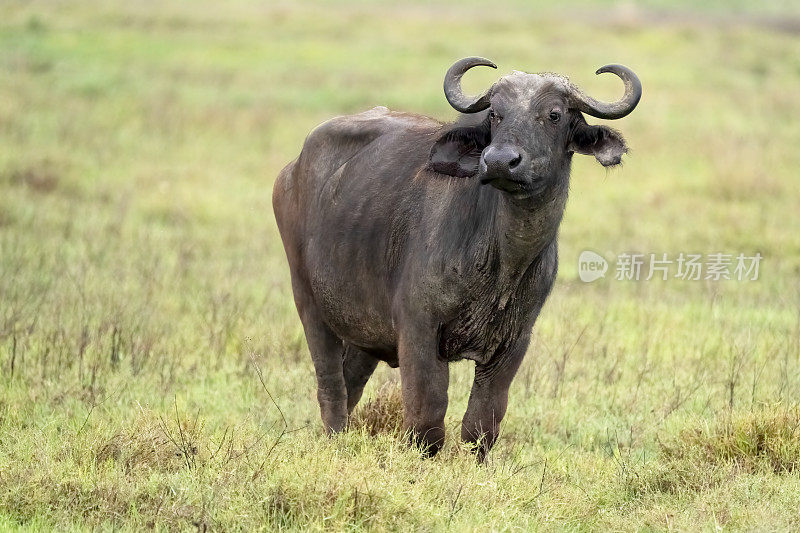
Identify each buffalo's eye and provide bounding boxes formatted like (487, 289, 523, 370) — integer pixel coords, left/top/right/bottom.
(489, 109, 501, 122)
(549, 110, 562, 123)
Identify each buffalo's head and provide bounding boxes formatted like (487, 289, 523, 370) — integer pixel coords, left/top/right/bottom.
(429, 57, 641, 199)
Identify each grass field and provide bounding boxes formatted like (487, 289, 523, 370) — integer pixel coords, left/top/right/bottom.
(2, 0, 800, 530)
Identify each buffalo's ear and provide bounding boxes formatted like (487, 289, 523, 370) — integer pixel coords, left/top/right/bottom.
(569, 121, 627, 167)
(428, 124, 490, 178)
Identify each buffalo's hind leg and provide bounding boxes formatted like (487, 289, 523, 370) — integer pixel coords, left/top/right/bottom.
(295, 298, 349, 434)
(343, 345, 380, 414)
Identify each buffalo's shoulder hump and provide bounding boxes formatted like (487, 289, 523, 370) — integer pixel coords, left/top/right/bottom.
(307, 107, 440, 149)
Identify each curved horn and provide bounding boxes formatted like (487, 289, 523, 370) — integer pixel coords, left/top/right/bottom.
(569, 64, 642, 119)
(443, 57, 497, 114)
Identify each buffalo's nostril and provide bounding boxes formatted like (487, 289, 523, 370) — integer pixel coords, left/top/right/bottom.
(509, 153, 522, 169)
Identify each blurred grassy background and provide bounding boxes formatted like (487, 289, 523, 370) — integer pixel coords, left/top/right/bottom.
(1, 0, 800, 530)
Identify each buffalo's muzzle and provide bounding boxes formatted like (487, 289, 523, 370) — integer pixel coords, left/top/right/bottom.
(480, 146, 527, 189)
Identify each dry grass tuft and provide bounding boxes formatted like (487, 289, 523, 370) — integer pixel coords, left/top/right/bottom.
(6, 161, 62, 194)
(627, 404, 800, 494)
(96, 409, 203, 473)
(350, 382, 405, 437)
(662, 404, 800, 474)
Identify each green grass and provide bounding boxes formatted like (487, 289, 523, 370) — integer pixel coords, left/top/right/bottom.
(1, 0, 800, 530)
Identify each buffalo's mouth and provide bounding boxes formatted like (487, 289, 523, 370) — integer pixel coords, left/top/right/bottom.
(478, 171, 541, 199)
(479, 173, 525, 187)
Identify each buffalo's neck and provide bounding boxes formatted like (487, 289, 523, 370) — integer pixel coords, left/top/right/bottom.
(485, 179, 569, 277)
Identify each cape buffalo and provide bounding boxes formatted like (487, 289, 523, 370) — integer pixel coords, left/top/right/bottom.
(273, 57, 641, 459)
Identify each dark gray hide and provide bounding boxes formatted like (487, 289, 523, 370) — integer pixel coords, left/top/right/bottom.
(273, 57, 641, 459)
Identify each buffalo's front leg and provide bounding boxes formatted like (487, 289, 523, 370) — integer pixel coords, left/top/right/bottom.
(343, 345, 380, 414)
(397, 324, 449, 456)
(461, 345, 526, 461)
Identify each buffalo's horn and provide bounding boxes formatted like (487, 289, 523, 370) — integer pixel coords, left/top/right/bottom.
(443, 57, 497, 114)
(569, 64, 642, 119)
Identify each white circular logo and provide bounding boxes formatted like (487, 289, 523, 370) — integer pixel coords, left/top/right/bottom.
(578, 250, 608, 283)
